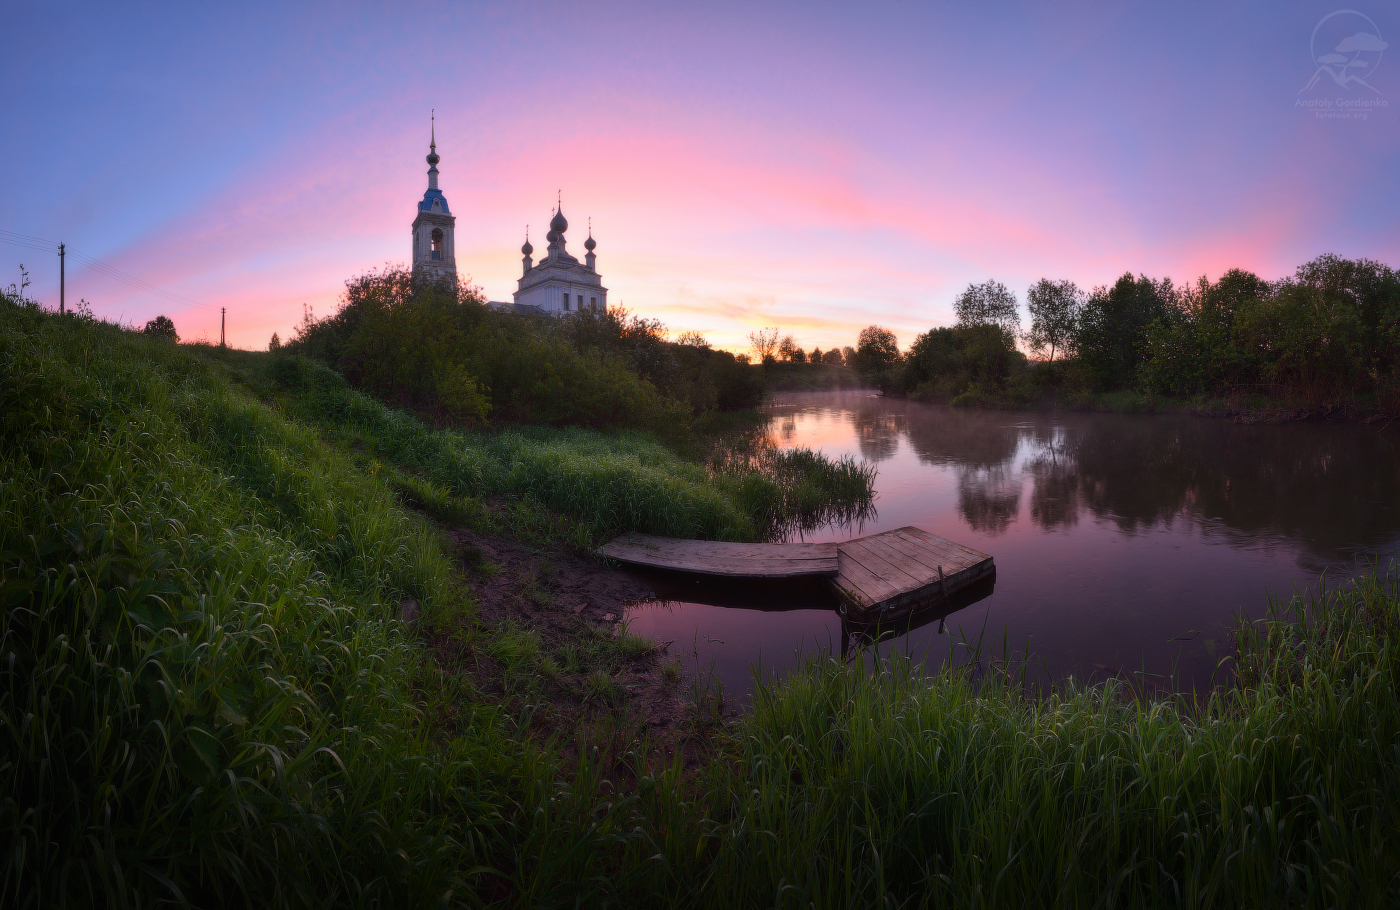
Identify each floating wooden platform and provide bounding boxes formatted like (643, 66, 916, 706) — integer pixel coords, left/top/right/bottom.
(599, 533, 839, 578)
(600, 526, 994, 617)
(831, 526, 994, 618)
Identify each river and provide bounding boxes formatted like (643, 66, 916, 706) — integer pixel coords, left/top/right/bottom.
(624, 392, 1400, 702)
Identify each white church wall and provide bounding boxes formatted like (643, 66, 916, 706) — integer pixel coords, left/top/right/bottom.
(514, 279, 607, 315)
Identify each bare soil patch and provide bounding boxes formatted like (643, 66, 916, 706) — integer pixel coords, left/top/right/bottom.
(427, 524, 726, 776)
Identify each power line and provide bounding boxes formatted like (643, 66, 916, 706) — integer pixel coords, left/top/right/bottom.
(0, 228, 217, 313)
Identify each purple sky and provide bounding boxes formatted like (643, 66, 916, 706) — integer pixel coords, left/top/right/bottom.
(2, 2, 1396, 352)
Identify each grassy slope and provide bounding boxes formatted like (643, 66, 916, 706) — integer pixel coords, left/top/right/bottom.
(5, 299, 1399, 908)
(0, 302, 530, 906)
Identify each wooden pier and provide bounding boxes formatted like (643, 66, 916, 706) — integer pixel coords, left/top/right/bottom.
(599, 526, 993, 617)
(831, 526, 993, 617)
(599, 533, 839, 578)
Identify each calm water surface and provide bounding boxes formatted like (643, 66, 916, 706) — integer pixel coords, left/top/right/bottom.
(625, 392, 1400, 701)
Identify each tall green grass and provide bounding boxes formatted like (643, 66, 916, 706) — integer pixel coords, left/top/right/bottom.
(0, 298, 520, 907)
(6, 294, 1399, 907)
(244, 354, 874, 542)
(602, 571, 1400, 908)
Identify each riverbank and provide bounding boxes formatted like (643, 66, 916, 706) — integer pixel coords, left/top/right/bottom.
(917, 383, 1398, 425)
(6, 297, 1400, 906)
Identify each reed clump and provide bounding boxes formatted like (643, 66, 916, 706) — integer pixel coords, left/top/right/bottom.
(607, 571, 1400, 907)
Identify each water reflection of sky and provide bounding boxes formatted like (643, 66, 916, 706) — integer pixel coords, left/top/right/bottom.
(626, 392, 1400, 703)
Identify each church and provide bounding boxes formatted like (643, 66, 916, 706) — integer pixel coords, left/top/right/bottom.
(410, 124, 608, 315)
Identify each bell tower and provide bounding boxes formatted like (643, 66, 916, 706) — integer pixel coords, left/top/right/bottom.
(411, 113, 457, 283)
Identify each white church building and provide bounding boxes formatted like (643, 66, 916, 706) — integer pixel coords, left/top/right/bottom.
(409, 124, 607, 314)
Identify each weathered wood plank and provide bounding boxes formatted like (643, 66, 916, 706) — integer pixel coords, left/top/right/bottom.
(831, 553, 901, 608)
(900, 526, 991, 563)
(598, 533, 839, 577)
(856, 535, 944, 583)
(887, 528, 970, 562)
(841, 538, 928, 590)
(601, 533, 836, 560)
(831, 527, 994, 617)
(598, 526, 993, 612)
(884, 531, 975, 576)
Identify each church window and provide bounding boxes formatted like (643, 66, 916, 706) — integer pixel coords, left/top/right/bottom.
(577, 295, 583, 308)
(563, 291, 570, 310)
(431, 228, 443, 260)
(590, 297, 596, 308)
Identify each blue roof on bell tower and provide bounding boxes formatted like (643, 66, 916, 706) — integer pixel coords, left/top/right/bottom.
(417, 114, 451, 215)
(419, 188, 451, 214)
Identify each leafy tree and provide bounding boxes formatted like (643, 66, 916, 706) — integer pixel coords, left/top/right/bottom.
(822, 348, 845, 366)
(852, 326, 900, 387)
(810, 347, 823, 363)
(555, 306, 676, 389)
(749, 327, 780, 363)
(141, 315, 178, 342)
(1024, 279, 1083, 363)
(1074, 273, 1173, 390)
(676, 330, 708, 347)
(954, 280, 1020, 345)
(842, 346, 856, 365)
(268, 332, 281, 352)
(338, 273, 491, 425)
(1290, 254, 1400, 387)
(1141, 269, 1268, 396)
(903, 324, 1017, 400)
(777, 335, 799, 362)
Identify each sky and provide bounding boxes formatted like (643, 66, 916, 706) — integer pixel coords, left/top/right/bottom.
(2, 1, 1397, 353)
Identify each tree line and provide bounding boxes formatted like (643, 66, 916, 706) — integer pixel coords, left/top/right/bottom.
(282, 266, 765, 437)
(838, 254, 1399, 414)
(746, 326, 854, 366)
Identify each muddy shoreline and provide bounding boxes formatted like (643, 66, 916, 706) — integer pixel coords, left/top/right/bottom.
(426, 523, 729, 774)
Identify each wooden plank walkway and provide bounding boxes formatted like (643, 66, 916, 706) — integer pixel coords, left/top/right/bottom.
(598, 532, 839, 578)
(599, 526, 994, 616)
(831, 526, 993, 617)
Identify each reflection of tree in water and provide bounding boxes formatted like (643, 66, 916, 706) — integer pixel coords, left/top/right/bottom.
(1025, 431, 1079, 529)
(1021, 415, 1400, 568)
(843, 398, 1027, 532)
(847, 405, 908, 462)
(779, 394, 1400, 569)
(902, 405, 1021, 470)
(957, 462, 1022, 534)
(900, 405, 1026, 534)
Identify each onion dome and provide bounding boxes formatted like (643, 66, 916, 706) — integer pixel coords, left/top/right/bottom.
(584, 233, 596, 252)
(426, 114, 440, 166)
(550, 206, 568, 234)
(521, 234, 533, 256)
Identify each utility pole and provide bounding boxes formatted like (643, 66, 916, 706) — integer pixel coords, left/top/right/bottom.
(58, 243, 65, 315)
(220, 307, 226, 347)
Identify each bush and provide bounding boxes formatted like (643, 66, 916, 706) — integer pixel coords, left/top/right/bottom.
(902, 324, 1021, 402)
(141, 314, 178, 341)
(288, 269, 763, 436)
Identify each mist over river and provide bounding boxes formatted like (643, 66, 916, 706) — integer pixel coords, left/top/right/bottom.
(625, 392, 1400, 702)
